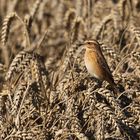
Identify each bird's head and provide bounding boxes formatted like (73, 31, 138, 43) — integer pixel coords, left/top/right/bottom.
(79, 39, 100, 51)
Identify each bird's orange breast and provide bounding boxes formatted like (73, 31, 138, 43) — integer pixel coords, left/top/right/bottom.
(84, 49, 104, 80)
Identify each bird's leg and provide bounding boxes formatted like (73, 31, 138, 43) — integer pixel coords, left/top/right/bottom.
(90, 77, 102, 89)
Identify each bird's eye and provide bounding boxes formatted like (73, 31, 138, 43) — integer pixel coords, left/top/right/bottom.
(88, 42, 91, 45)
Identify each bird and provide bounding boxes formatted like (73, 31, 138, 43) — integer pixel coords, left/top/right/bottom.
(80, 39, 118, 93)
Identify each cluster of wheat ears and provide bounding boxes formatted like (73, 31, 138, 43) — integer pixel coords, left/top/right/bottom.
(0, 0, 140, 139)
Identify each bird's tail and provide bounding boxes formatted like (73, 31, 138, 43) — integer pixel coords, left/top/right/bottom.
(111, 83, 119, 94)
(107, 77, 119, 94)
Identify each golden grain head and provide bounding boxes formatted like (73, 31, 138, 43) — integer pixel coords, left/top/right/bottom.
(0, 0, 139, 139)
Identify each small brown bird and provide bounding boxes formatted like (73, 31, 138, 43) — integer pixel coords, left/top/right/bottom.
(81, 39, 118, 93)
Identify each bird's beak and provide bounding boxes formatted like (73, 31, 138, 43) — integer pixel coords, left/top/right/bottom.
(77, 42, 86, 49)
(77, 42, 85, 46)
(76, 41, 86, 49)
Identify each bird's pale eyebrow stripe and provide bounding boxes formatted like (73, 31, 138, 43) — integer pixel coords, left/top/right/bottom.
(85, 40, 98, 44)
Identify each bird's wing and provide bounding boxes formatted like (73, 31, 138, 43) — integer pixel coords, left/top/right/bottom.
(96, 46, 114, 80)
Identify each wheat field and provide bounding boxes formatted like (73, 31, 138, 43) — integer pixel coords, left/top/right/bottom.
(0, 0, 140, 140)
